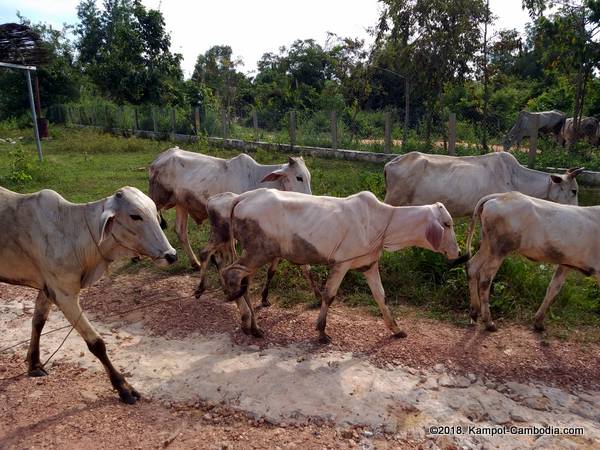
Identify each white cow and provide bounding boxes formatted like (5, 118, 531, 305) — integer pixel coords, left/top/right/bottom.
(0, 186, 177, 404)
(149, 147, 312, 269)
(503, 110, 566, 150)
(207, 188, 460, 342)
(383, 151, 583, 217)
(466, 191, 600, 332)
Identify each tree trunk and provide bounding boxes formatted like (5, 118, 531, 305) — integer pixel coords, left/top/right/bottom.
(403, 77, 410, 149)
(481, 0, 490, 153)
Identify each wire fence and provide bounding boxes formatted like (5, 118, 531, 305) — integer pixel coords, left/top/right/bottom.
(46, 103, 507, 157)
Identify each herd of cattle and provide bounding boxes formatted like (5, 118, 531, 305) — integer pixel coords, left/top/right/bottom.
(0, 142, 593, 404)
(503, 109, 600, 150)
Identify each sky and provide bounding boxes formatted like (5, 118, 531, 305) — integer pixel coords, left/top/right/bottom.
(0, 0, 532, 78)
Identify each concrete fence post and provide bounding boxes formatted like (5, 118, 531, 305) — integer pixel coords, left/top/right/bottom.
(171, 107, 177, 140)
(528, 114, 539, 168)
(448, 112, 456, 156)
(289, 110, 296, 149)
(221, 110, 228, 139)
(152, 107, 158, 135)
(384, 111, 392, 153)
(252, 108, 259, 140)
(134, 107, 139, 131)
(331, 111, 338, 150)
(194, 107, 201, 135)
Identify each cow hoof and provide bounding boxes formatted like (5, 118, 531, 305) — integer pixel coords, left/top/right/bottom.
(251, 327, 265, 338)
(485, 322, 498, 332)
(118, 385, 141, 405)
(318, 334, 332, 344)
(28, 367, 48, 377)
(260, 300, 271, 308)
(533, 322, 545, 333)
(469, 309, 479, 322)
(392, 330, 407, 339)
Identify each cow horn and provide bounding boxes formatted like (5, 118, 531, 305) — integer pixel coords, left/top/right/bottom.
(567, 167, 585, 178)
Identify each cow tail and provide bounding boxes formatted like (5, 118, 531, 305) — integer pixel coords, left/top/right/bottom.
(467, 194, 497, 259)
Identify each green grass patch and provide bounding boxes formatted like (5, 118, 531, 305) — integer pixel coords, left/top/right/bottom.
(1, 125, 599, 340)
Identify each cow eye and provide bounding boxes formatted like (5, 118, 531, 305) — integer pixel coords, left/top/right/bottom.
(443, 222, 451, 228)
(296, 176, 303, 182)
(572, 190, 577, 195)
(129, 214, 143, 221)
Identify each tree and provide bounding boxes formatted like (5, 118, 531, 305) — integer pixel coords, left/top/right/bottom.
(75, 0, 184, 105)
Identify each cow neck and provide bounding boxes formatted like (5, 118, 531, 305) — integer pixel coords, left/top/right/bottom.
(514, 165, 554, 200)
(381, 206, 427, 251)
(83, 200, 114, 265)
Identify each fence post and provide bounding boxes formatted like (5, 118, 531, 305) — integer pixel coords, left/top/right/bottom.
(289, 110, 296, 149)
(79, 106, 85, 125)
(118, 106, 124, 130)
(151, 107, 158, 136)
(384, 111, 392, 153)
(91, 106, 96, 126)
(252, 108, 259, 140)
(221, 110, 228, 139)
(105, 105, 110, 128)
(448, 112, 456, 156)
(528, 114, 539, 168)
(134, 107, 139, 132)
(194, 106, 201, 136)
(171, 107, 177, 140)
(331, 111, 338, 150)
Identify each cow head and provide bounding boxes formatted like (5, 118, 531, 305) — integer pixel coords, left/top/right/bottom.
(260, 156, 312, 194)
(547, 167, 584, 206)
(99, 186, 177, 266)
(425, 203, 460, 259)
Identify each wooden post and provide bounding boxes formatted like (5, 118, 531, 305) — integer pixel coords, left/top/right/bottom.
(171, 108, 177, 140)
(252, 108, 259, 140)
(105, 105, 110, 127)
(289, 110, 296, 149)
(91, 106, 96, 126)
(402, 77, 410, 149)
(448, 112, 456, 156)
(134, 107, 139, 131)
(152, 107, 158, 135)
(221, 110, 228, 138)
(528, 114, 539, 168)
(79, 106, 86, 125)
(194, 106, 201, 135)
(118, 106, 124, 130)
(384, 111, 392, 153)
(331, 111, 338, 150)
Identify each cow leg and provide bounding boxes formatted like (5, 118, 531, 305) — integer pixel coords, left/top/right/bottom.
(175, 205, 201, 269)
(196, 240, 221, 298)
(222, 262, 261, 336)
(316, 263, 350, 343)
(363, 262, 406, 338)
(26, 290, 52, 377)
(54, 294, 140, 404)
(477, 258, 503, 332)
(260, 259, 279, 307)
(301, 264, 322, 300)
(467, 251, 487, 323)
(533, 265, 569, 332)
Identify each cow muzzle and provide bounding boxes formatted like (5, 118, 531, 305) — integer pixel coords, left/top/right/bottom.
(155, 250, 177, 266)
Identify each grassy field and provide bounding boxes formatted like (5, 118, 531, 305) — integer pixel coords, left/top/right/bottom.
(1, 124, 599, 340)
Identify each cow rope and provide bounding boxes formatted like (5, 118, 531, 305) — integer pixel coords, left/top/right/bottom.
(0, 288, 219, 381)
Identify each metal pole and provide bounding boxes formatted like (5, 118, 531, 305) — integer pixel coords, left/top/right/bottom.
(26, 69, 43, 162)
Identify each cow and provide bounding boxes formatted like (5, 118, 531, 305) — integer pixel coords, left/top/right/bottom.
(383, 151, 583, 217)
(559, 117, 600, 147)
(503, 110, 566, 150)
(0, 186, 177, 404)
(205, 188, 460, 343)
(466, 191, 600, 332)
(149, 147, 312, 269)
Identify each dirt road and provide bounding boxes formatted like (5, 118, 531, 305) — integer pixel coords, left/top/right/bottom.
(1, 272, 599, 449)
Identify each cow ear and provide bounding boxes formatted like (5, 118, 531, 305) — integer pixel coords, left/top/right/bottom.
(550, 175, 563, 184)
(425, 221, 443, 251)
(99, 209, 116, 244)
(261, 169, 286, 183)
(288, 156, 296, 165)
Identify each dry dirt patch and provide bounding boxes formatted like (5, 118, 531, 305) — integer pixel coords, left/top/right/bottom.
(1, 272, 599, 449)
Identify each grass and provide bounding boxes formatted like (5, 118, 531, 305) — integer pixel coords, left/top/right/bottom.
(1, 124, 599, 341)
